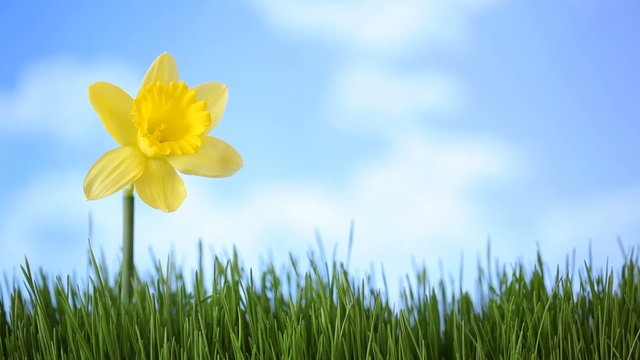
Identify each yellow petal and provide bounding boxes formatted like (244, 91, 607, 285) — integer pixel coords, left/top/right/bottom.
(167, 136, 243, 178)
(191, 82, 228, 133)
(88, 82, 137, 145)
(140, 53, 179, 89)
(134, 158, 186, 212)
(84, 146, 146, 200)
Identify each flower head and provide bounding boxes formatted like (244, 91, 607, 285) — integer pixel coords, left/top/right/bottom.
(84, 53, 243, 212)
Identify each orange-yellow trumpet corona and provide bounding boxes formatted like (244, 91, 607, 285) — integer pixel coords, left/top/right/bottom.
(84, 53, 242, 212)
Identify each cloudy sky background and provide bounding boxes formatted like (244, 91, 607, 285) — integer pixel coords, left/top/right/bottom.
(1, 0, 639, 295)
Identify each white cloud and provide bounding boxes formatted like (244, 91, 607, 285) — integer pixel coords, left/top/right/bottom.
(0, 56, 138, 146)
(252, 0, 505, 56)
(327, 63, 461, 134)
(138, 131, 516, 296)
(344, 133, 516, 286)
(0, 170, 121, 276)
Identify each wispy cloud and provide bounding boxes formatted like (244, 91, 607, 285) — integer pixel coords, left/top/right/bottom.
(252, 0, 505, 56)
(327, 63, 461, 135)
(0, 56, 137, 147)
(0, 171, 111, 275)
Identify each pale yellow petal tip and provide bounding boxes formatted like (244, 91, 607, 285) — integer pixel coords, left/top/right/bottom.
(231, 153, 244, 174)
(141, 187, 185, 212)
(156, 52, 175, 62)
(88, 81, 113, 99)
(83, 173, 103, 200)
(141, 53, 179, 88)
(229, 143, 243, 167)
(160, 201, 184, 213)
(83, 179, 110, 201)
(88, 81, 101, 92)
(139, 191, 185, 212)
(83, 186, 96, 201)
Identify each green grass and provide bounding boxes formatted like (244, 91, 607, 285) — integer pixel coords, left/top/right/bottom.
(1, 244, 639, 359)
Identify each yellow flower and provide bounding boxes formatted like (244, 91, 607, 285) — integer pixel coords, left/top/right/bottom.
(84, 53, 243, 212)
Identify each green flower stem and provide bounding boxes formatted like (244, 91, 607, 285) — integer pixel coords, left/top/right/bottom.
(122, 184, 135, 301)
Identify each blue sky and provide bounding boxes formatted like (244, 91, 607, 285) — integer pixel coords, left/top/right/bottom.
(1, 0, 639, 294)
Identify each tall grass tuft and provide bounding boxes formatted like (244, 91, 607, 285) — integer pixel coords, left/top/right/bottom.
(1, 245, 639, 359)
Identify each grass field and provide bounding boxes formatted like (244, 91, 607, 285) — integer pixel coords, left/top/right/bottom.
(1, 243, 639, 359)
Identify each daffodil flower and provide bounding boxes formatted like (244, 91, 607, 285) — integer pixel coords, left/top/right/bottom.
(84, 53, 242, 212)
